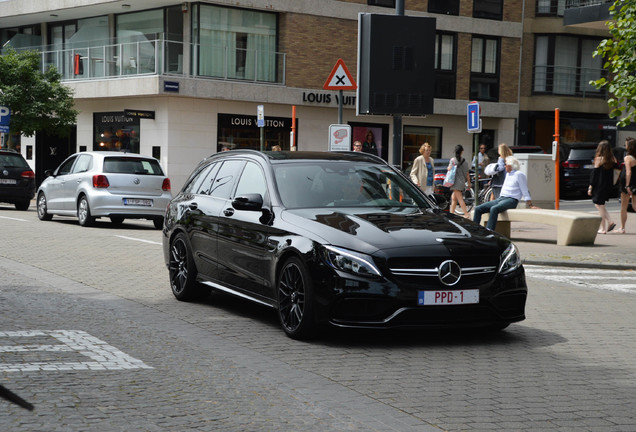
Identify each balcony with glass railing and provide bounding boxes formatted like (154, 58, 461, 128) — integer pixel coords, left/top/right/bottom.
(533, 65, 608, 97)
(18, 38, 286, 85)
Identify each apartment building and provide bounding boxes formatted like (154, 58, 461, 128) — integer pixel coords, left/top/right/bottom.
(519, 0, 622, 150)
(0, 0, 524, 189)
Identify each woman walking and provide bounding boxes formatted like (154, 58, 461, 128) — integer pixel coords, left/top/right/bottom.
(410, 143, 435, 194)
(615, 137, 636, 234)
(588, 140, 617, 234)
(448, 144, 471, 216)
(490, 143, 513, 200)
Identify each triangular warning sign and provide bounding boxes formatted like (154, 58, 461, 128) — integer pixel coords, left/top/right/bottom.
(323, 58, 357, 91)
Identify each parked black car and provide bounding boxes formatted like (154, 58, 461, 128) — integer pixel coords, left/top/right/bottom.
(163, 150, 527, 339)
(0, 149, 35, 210)
(559, 143, 598, 197)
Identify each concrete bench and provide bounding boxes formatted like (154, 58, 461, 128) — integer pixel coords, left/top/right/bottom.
(476, 209, 601, 246)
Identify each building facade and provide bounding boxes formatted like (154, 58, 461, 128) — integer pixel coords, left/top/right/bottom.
(3, 0, 528, 190)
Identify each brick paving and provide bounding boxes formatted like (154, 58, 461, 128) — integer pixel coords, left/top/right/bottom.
(1, 204, 636, 431)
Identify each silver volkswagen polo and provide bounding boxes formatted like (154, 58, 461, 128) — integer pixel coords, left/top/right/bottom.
(36, 151, 171, 229)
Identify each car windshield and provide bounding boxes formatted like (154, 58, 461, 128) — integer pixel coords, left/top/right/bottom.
(103, 157, 164, 175)
(0, 153, 29, 169)
(273, 161, 432, 210)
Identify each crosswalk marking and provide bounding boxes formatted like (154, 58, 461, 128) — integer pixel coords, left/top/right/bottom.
(524, 265, 636, 294)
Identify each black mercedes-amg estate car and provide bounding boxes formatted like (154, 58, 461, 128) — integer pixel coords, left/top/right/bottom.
(163, 150, 527, 339)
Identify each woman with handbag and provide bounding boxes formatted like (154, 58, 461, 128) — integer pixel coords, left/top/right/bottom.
(410, 143, 435, 194)
(588, 140, 617, 234)
(448, 144, 471, 216)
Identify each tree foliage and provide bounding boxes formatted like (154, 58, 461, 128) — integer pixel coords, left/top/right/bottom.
(0, 47, 78, 137)
(592, 0, 636, 127)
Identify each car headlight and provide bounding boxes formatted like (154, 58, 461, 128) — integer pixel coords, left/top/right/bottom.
(324, 245, 382, 277)
(499, 243, 521, 274)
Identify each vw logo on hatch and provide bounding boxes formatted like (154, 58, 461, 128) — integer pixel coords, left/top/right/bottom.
(438, 260, 462, 286)
(2, 170, 8, 176)
(133, 177, 140, 184)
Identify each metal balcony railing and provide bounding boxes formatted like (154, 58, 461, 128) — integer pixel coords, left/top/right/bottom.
(565, 0, 614, 8)
(533, 65, 608, 98)
(33, 39, 286, 85)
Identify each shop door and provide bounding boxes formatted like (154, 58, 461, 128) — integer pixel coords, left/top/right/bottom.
(35, 127, 76, 187)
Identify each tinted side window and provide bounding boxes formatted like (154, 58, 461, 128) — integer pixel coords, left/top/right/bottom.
(72, 154, 92, 173)
(57, 156, 77, 175)
(196, 163, 222, 195)
(210, 160, 244, 199)
(182, 162, 217, 195)
(235, 162, 267, 198)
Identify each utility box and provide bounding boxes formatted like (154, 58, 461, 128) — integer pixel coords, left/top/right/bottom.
(516, 153, 555, 209)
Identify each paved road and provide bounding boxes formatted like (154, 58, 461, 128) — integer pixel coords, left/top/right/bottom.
(1, 205, 636, 431)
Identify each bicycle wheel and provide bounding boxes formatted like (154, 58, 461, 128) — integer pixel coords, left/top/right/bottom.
(455, 188, 475, 215)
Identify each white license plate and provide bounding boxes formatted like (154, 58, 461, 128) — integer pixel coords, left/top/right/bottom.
(123, 198, 152, 206)
(0, 179, 17, 184)
(418, 289, 479, 306)
(583, 164, 594, 169)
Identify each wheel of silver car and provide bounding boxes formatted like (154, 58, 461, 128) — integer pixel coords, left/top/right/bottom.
(110, 216, 124, 226)
(37, 192, 53, 221)
(169, 232, 209, 301)
(153, 217, 164, 230)
(277, 256, 315, 339)
(77, 195, 95, 227)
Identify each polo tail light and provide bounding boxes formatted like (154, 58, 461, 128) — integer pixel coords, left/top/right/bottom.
(162, 178, 171, 192)
(93, 174, 110, 188)
(21, 170, 35, 179)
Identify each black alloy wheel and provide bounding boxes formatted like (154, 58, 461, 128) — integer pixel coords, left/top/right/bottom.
(37, 193, 53, 221)
(168, 232, 208, 301)
(277, 256, 315, 339)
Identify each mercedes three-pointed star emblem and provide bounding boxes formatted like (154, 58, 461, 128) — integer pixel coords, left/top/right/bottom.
(438, 260, 462, 286)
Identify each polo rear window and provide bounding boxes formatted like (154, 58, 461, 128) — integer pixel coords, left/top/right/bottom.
(103, 157, 164, 175)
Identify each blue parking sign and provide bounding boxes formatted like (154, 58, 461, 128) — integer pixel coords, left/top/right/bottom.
(0, 105, 10, 133)
(467, 101, 480, 133)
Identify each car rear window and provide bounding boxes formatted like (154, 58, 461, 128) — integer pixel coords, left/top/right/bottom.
(568, 149, 596, 161)
(103, 157, 164, 175)
(0, 153, 29, 169)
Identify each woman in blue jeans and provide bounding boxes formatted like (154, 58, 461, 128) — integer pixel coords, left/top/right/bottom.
(473, 156, 534, 230)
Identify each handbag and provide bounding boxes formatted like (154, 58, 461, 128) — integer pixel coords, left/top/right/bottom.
(484, 162, 498, 176)
(443, 162, 457, 188)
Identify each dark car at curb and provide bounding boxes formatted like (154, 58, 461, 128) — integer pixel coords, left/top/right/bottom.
(0, 149, 35, 211)
(163, 150, 527, 339)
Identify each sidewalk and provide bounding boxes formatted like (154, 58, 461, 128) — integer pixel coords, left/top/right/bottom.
(510, 209, 636, 270)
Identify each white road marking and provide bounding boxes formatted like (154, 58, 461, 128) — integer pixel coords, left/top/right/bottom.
(524, 265, 636, 294)
(0, 216, 28, 222)
(0, 330, 152, 372)
(115, 235, 161, 245)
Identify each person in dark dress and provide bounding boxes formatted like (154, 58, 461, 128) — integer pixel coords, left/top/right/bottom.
(616, 137, 636, 233)
(588, 140, 617, 234)
(362, 130, 377, 155)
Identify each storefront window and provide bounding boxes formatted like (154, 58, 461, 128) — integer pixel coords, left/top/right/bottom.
(217, 113, 294, 152)
(403, 126, 442, 170)
(93, 112, 140, 152)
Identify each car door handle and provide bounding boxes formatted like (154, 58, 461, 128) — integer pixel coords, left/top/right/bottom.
(188, 203, 198, 211)
(223, 208, 234, 217)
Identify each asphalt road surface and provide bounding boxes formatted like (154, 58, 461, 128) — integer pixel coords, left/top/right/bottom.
(1, 205, 635, 432)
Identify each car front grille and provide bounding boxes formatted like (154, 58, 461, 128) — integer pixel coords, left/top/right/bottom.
(386, 256, 497, 288)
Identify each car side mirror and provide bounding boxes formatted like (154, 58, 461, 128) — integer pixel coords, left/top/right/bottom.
(44, 169, 54, 177)
(232, 193, 263, 211)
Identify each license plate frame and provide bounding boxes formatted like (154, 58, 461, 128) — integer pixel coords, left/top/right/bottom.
(123, 198, 152, 207)
(418, 289, 479, 306)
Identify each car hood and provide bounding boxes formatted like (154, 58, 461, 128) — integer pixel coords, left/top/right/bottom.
(280, 207, 504, 256)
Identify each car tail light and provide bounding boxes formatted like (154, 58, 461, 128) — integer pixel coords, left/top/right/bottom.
(20, 170, 35, 179)
(93, 174, 110, 188)
(561, 161, 580, 169)
(162, 178, 171, 191)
